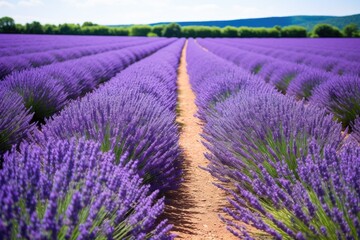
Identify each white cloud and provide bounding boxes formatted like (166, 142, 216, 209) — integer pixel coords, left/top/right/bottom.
(0, 0, 14, 8)
(18, 0, 42, 7)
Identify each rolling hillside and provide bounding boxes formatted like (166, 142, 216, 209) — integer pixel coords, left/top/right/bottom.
(145, 14, 360, 30)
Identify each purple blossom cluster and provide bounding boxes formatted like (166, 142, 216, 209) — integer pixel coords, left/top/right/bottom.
(0, 88, 34, 155)
(186, 38, 359, 239)
(0, 38, 153, 79)
(216, 38, 360, 63)
(210, 38, 360, 76)
(311, 76, 360, 127)
(0, 38, 174, 155)
(0, 138, 172, 239)
(36, 40, 184, 192)
(186, 39, 274, 121)
(222, 142, 360, 240)
(0, 34, 138, 57)
(197, 38, 360, 128)
(352, 117, 360, 143)
(1, 37, 184, 239)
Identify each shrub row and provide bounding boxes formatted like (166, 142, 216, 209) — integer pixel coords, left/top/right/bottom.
(0, 40, 185, 239)
(0, 38, 153, 79)
(186, 38, 359, 239)
(0, 39, 174, 156)
(197, 39, 360, 128)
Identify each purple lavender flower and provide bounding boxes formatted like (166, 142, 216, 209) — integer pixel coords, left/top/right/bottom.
(310, 75, 360, 127)
(0, 87, 34, 155)
(351, 116, 360, 143)
(36, 41, 184, 193)
(287, 70, 330, 100)
(0, 138, 172, 239)
(1, 70, 68, 122)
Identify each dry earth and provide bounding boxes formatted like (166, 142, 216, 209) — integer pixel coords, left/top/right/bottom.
(164, 40, 238, 240)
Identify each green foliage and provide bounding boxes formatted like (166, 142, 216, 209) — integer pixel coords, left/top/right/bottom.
(312, 23, 343, 37)
(162, 23, 181, 37)
(25, 21, 44, 34)
(343, 23, 359, 37)
(82, 21, 98, 27)
(82, 26, 110, 35)
(222, 26, 239, 37)
(109, 27, 129, 36)
(210, 27, 222, 37)
(151, 25, 165, 36)
(129, 25, 151, 36)
(239, 27, 280, 38)
(15, 24, 25, 33)
(0, 16, 16, 33)
(2, 16, 356, 38)
(43, 24, 59, 34)
(181, 26, 197, 38)
(147, 32, 158, 37)
(281, 25, 307, 37)
(238, 27, 254, 37)
(58, 23, 81, 35)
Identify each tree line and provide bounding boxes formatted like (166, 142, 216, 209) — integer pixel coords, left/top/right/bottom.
(0, 16, 359, 38)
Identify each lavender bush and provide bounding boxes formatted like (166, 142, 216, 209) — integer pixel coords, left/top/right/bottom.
(287, 70, 330, 100)
(351, 117, 360, 143)
(203, 90, 344, 184)
(0, 88, 34, 155)
(311, 76, 360, 127)
(2, 70, 68, 122)
(185, 39, 357, 239)
(220, 141, 360, 239)
(35, 40, 184, 193)
(0, 138, 173, 239)
(38, 91, 181, 192)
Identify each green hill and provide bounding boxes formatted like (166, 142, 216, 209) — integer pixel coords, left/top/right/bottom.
(142, 14, 360, 30)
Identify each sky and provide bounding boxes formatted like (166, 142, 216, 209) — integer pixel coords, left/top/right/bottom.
(0, 0, 359, 25)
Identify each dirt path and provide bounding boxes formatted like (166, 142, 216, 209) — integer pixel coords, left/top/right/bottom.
(164, 40, 238, 239)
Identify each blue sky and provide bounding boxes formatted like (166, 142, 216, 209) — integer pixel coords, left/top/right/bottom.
(0, 0, 359, 25)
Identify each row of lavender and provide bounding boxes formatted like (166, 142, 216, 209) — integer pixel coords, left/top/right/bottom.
(186, 39, 360, 239)
(0, 39, 184, 238)
(0, 36, 156, 79)
(218, 38, 360, 63)
(0, 34, 136, 56)
(197, 38, 360, 129)
(0, 38, 174, 155)
(209, 38, 360, 75)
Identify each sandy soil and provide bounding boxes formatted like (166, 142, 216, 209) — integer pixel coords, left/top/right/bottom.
(164, 40, 238, 240)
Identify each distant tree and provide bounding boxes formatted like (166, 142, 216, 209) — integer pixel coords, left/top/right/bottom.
(312, 24, 342, 37)
(93, 26, 110, 35)
(181, 26, 196, 38)
(82, 21, 97, 27)
(222, 26, 239, 37)
(211, 27, 222, 37)
(239, 27, 255, 37)
(274, 25, 282, 32)
(25, 21, 43, 34)
(15, 24, 25, 33)
(130, 25, 151, 36)
(266, 28, 281, 37)
(43, 24, 58, 34)
(162, 23, 181, 37)
(147, 32, 158, 37)
(152, 25, 165, 36)
(0, 16, 16, 33)
(58, 23, 81, 35)
(195, 26, 214, 38)
(110, 27, 129, 36)
(281, 26, 307, 37)
(343, 23, 359, 37)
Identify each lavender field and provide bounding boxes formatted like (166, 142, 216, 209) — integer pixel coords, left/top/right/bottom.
(0, 34, 360, 239)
